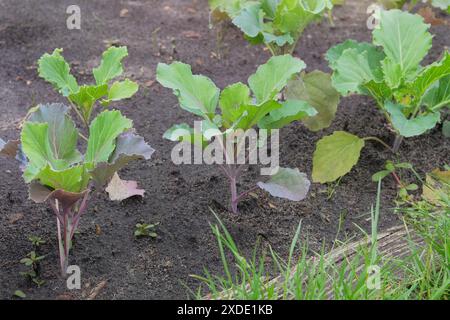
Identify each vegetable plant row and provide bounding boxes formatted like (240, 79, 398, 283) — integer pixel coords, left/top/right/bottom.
(0, 3, 448, 277)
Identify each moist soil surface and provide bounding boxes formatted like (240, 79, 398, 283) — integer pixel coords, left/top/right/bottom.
(0, 0, 448, 299)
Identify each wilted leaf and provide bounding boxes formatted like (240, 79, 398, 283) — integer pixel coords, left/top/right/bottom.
(422, 169, 450, 205)
(312, 131, 365, 183)
(105, 173, 145, 201)
(0, 138, 20, 159)
(93, 46, 128, 85)
(418, 7, 446, 26)
(257, 167, 310, 201)
(286, 71, 340, 131)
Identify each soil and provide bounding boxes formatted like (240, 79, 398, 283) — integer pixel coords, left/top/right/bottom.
(0, 0, 448, 300)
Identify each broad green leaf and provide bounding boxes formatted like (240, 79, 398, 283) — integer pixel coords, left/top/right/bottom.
(93, 46, 128, 85)
(410, 51, 450, 102)
(326, 40, 379, 69)
(69, 85, 108, 122)
(90, 132, 154, 188)
(422, 75, 450, 110)
(248, 55, 306, 104)
(28, 103, 81, 165)
(85, 110, 132, 163)
(235, 100, 282, 130)
(232, 2, 265, 38)
(361, 80, 392, 107)
(286, 71, 340, 131)
(36, 164, 85, 193)
(331, 47, 384, 95)
(106, 79, 139, 102)
(386, 102, 440, 137)
(156, 62, 220, 118)
(21, 123, 57, 182)
(38, 48, 79, 96)
(312, 131, 365, 183)
(261, 0, 279, 18)
(219, 82, 251, 128)
(163, 123, 207, 148)
(373, 10, 432, 81)
(431, 0, 450, 10)
(274, 0, 318, 35)
(257, 167, 310, 201)
(258, 100, 317, 129)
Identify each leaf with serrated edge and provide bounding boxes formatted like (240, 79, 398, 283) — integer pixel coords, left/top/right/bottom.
(156, 62, 219, 118)
(93, 46, 128, 85)
(69, 85, 108, 122)
(85, 110, 132, 164)
(106, 173, 145, 201)
(373, 10, 432, 81)
(312, 131, 365, 183)
(249, 55, 306, 104)
(232, 2, 265, 38)
(107, 79, 139, 101)
(90, 131, 155, 188)
(257, 167, 310, 201)
(36, 164, 85, 193)
(28, 103, 81, 165)
(38, 49, 79, 96)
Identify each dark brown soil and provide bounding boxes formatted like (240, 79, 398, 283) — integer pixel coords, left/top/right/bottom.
(0, 0, 448, 300)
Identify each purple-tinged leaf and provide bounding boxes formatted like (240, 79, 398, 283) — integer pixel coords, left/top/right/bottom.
(90, 131, 154, 188)
(105, 173, 145, 201)
(257, 167, 310, 201)
(28, 181, 88, 212)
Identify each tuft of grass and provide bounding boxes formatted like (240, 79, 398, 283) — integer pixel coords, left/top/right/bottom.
(192, 180, 449, 300)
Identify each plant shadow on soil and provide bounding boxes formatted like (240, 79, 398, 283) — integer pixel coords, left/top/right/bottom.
(0, 0, 448, 299)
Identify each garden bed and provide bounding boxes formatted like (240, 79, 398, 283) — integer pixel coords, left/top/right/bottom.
(0, 0, 448, 299)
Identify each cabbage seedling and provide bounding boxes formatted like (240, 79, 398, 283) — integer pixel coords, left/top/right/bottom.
(157, 55, 315, 213)
(209, 0, 335, 55)
(0, 47, 154, 275)
(312, 10, 450, 184)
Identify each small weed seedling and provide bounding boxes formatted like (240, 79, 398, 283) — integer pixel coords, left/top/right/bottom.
(0, 47, 154, 276)
(312, 10, 450, 184)
(372, 161, 419, 201)
(158, 55, 316, 213)
(209, 0, 335, 55)
(28, 236, 46, 247)
(134, 223, 159, 238)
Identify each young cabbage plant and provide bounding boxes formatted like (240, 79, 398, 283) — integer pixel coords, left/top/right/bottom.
(1, 104, 154, 276)
(312, 9, 450, 184)
(38, 46, 138, 128)
(157, 55, 316, 213)
(209, 0, 335, 56)
(378, 0, 450, 13)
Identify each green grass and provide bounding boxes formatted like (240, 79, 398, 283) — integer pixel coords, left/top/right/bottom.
(192, 180, 449, 300)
